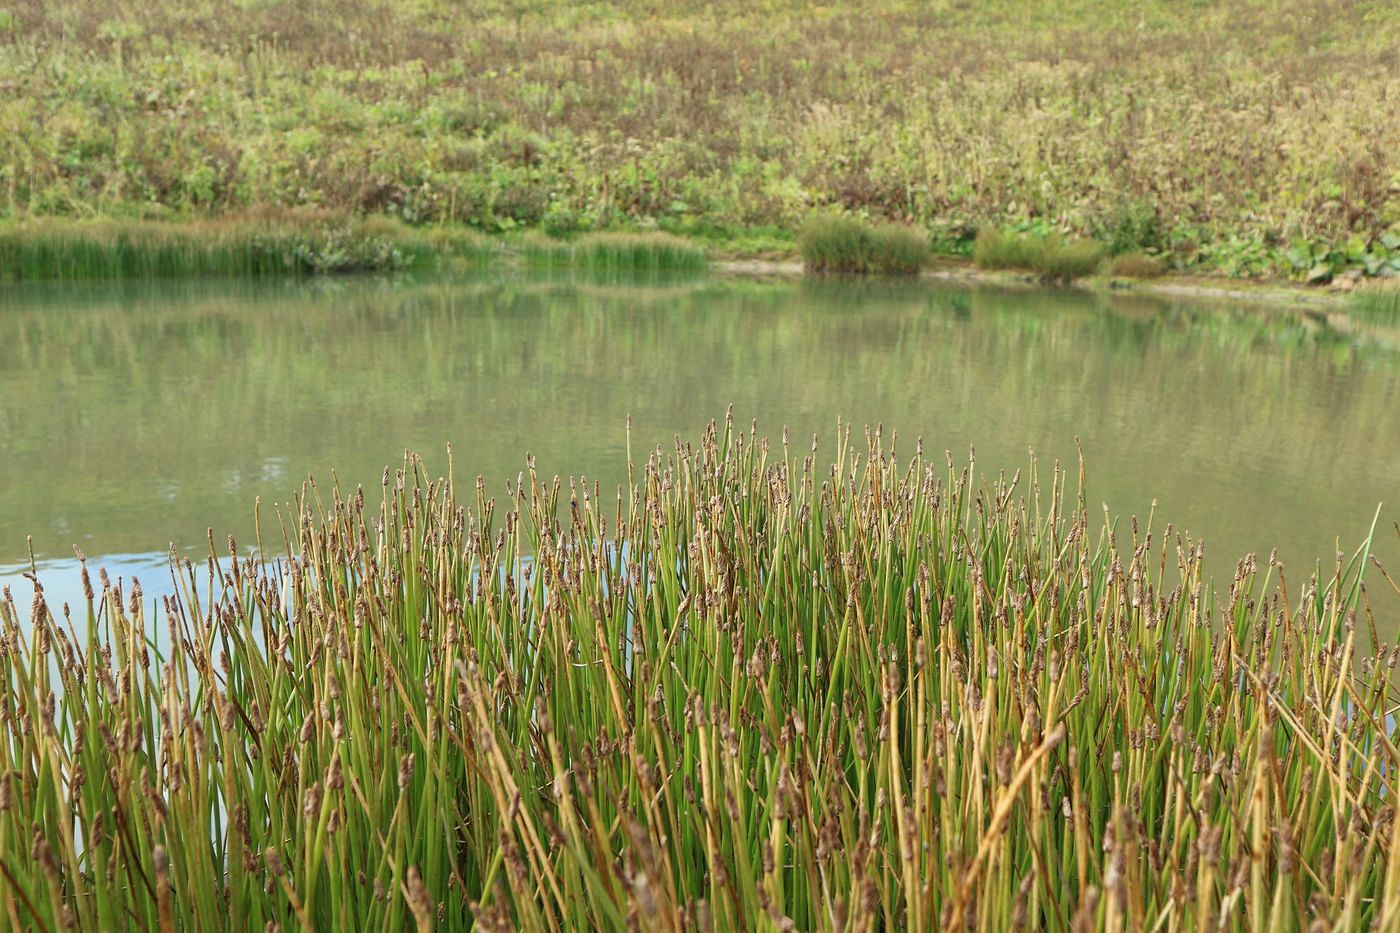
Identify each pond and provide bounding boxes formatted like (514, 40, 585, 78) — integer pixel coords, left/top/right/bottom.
(2, 272, 1397, 632)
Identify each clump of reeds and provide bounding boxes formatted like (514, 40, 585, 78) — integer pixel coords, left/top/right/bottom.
(2, 415, 1398, 930)
(520, 231, 708, 271)
(973, 227, 1107, 281)
(1035, 239, 1106, 280)
(799, 214, 930, 274)
(0, 218, 703, 281)
(1349, 279, 1400, 320)
(1109, 251, 1168, 279)
(0, 214, 474, 280)
(971, 227, 1045, 271)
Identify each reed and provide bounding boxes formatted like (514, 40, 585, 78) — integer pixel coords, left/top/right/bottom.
(1109, 252, 1168, 279)
(971, 228, 1046, 271)
(1035, 239, 1107, 281)
(2, 416, 1397, 930)
(0, 219, 689, 280)
(0, 215, 463, 280)
(973, 228, 1106, 281)
(799, 214, 929, 275)
(1349, 280, 1400, 321)
(520, 232, 709, 271)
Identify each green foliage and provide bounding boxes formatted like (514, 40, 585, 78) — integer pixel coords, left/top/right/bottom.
(2, 0, 1394, 278)
(658, 219, 796, 259)
(1286, 233, 1400, 283)
(3, 421, 1398, 929)
(1096, 197, 1165, 255)
(799, 214, 929, 274)
(541, 201, 590, 238)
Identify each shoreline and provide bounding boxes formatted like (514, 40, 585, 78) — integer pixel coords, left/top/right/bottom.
(0, 216, 1361, 312)
(714, 254, 1351, 310)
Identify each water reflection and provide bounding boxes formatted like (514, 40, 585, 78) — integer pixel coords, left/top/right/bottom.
(1, 272, 1396, 628)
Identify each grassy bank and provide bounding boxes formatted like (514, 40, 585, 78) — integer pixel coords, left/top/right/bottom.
(3, 418, 1397, 929)
(0, 0, 1397, 280)
(0, 216, 1381, 301)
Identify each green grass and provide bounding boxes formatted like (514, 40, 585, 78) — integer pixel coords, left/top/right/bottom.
(799, 214, 929, 274)
(1036, 239, 1107, 281)
(4, 0, 1395, 280)
(1349, 280, 1400, 320)
(973, 228, 1106, 281)
(0, 214, 460, 279)
(520, 231, 708, 271)
(3, 417, 1398, 929)
(0, 219, 707, 280)
(972, 228, 1048, 272)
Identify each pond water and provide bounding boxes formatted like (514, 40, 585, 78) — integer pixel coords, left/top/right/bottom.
(2, 272, 1398, 632)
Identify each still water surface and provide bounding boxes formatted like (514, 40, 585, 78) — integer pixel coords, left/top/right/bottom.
(2, 272, 1397, 628)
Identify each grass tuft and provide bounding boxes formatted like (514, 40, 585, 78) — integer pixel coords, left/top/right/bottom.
(973, 228, 1106, 281)
(799, 214, 929, 274)
(520, 231, 708, 271)
(1110, 251, 1168, 279)
(971, 227, 1045, 271)
(0, 214, 456, 280)
(1349, 279, 1400, 320)
(1036, 238, 1107, 280)
(2, 418, 1397, 929)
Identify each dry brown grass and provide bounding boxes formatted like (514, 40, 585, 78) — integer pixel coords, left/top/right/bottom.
(1111, 252, 1168, 279)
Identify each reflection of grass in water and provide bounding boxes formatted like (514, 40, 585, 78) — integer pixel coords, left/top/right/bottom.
(1, 275, 1395, 567)
(2, 422, 1397, 928)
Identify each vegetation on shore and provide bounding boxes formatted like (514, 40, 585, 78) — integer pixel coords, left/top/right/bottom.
(0, 217, 707, 279)
(0, 214, 1390, 299)
(972, 228, 1106, 282)
(1108, 253, 1168, 280)
(0, 0, 1396, 281)
(1350, 280, 1400, 321)
(798, 214, 929, 275)
(519, 231, 708, 272)
(0, 213, 492, 279)
(3, 417, 1398, 929)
